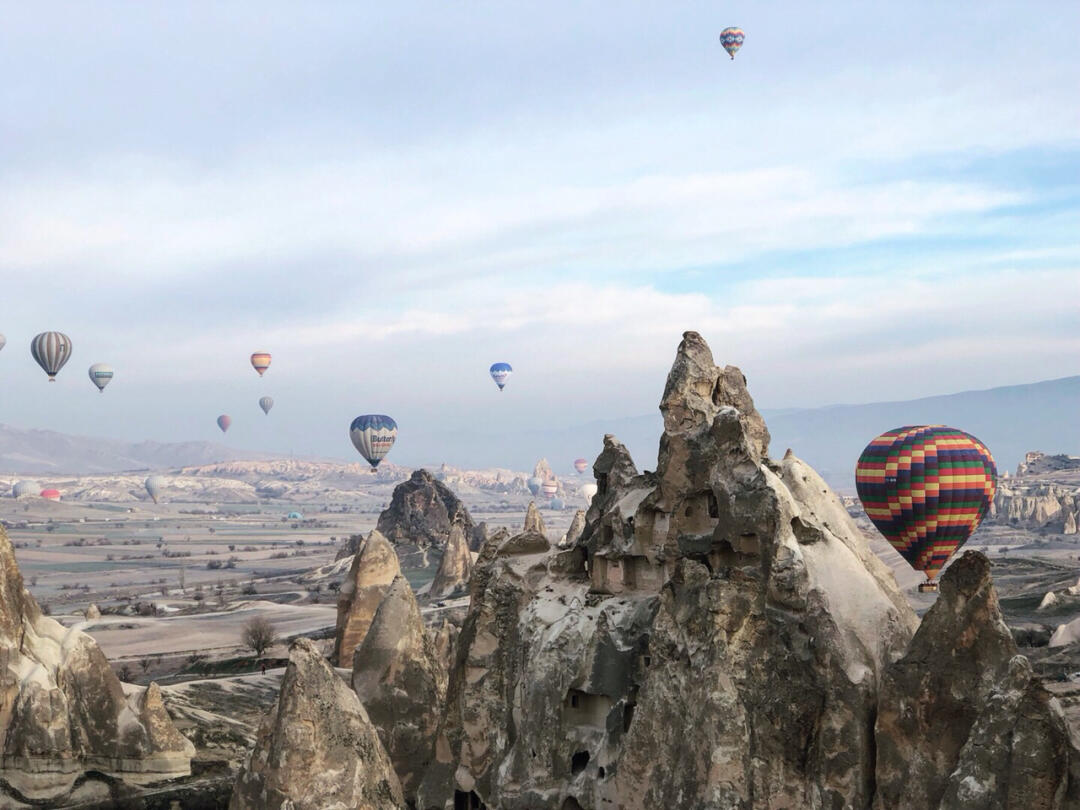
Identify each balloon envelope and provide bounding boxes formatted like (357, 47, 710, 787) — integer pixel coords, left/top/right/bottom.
(145, 475, 165, 504)
(582, 483, 598, 505)
(217, 414, 232, 433)
(720, 27, 745, 59)
(350, 414, 398, 469)
(855, 425, 997, 581)
(542, 479, 558, 498)
(550, 497, 565, 511)
(573, 458, 588, 474)
(31, 332, 73, 380)
(40, 489, 61, 501)
(527, 476, 542, 497)
(259, 396, 274, 415)
(489, 362, 512, 390)
(88, 363, 114, 392)
(12, 480, 39, 499)
(0, 334, 5, 352)
(251, 352, 271, 376)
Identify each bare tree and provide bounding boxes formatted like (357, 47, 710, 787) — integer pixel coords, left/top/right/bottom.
(118, 663, 132, 681)
(242, 616, 278, 658)
(140, 658, 152, 674)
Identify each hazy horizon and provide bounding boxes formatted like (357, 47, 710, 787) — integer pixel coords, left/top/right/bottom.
(2, 2, 1078, 467)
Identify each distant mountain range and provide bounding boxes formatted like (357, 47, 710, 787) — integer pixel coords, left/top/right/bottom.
(0, 424, 274, 474)
(3, 375, 1078, 486)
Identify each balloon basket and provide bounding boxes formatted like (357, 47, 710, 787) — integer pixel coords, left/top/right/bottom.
(918, 581, 939, 593)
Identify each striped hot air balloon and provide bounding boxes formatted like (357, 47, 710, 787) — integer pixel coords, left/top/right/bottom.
(30, 332, 73, 381)
(259, 396, 274, 415)
(489, 362, 512, 391)
(855, 425, 997, 591)
(12, 480, 39, 499)
(349, 414, 398, 470)
(251, 352, 271, 376)
(145, 475, 165, 504)
(719, 27, 745, 59)
(217, 414, 232, 433)
(88, 363, 114, 392)
(542, 479, 558, 498)
(573, 458, 588, 474)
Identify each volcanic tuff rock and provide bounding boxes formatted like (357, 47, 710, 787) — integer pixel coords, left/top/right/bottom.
(334, 530, 401, 665)
(430, 521, 474, 599)
(353, 575, 447, 795)
(230, 638, 405, 810)
(874, 550, 1077, 809)
(377, 468, 481, 567)
(419, 331, 919, 810)
(559, 510, 586, 548)
(0, 526, 194, 804)
(335, 532, 366, 562)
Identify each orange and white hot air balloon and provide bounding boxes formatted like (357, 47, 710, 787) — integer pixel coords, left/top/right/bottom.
(250, 352, 271, 376)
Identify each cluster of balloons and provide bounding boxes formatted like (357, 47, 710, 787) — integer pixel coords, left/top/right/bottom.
(215, 352, 276, 434)
(15, 330, 117, 393)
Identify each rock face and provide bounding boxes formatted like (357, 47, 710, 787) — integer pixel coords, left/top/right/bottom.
(377, 469, 480, 567)
(559, 510, 586, 548)
(419, 331, 919, 810)
(430, 521, 474, 598)
(84, 603, 101, 619)
(230, 638, 404, 810)
(334, 530, 401, 664)
(335, 532, 366, 562)
(875, 550, 1076, 809)
(992, 480, 1080, 533)
(353, 576, 447, 796)
(0, 526, 193, 804)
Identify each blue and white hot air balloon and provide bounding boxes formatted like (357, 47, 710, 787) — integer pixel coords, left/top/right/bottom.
(349, 414, 398, 470)
(88, 363, 114, 393)
(489, 362, 513, 391)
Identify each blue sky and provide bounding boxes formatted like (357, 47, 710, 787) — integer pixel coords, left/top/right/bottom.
(0, 1, 1078, 467)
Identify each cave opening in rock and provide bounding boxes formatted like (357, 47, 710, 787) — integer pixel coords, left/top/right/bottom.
(454, 790, 486, 810)
(571, 750, 590, 775)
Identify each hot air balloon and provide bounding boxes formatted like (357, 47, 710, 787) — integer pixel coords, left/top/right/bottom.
(145, 475, 165, 504)
(582, 483, 598, 505)
(527, 476, 543, 497)
(573, 458, 588, 474)
(719, 27, 745, 59)
(40, 489, 61, 501)
(0, 334, 6, 352)
(542, 479, 558, 498)
(12, 480, 39, 499)
(30, 332, 72, 381)
(251, 352, 271, 376)
(489, 362, 512, 391)
(259, 396, 274, 415)
(88, 363, 114, 393)
(349, 414, 398, 470)
(856, 425, 997, 593)
(217, 414, 232, 433)
(550, 497, 565, 511)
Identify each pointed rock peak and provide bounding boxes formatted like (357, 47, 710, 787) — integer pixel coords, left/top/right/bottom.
(533, 458, 553, 481)
(430, 522, 473, 598)
(355, 576, 422, 672)
(353, 530, 402, 584)
(658, 331, 769, 461)
(560, 510, 586, 548)
(233, 637, 405, 810)
(594, 435, 639, 495)
(939, 548, 993, 602)
(410, 468, 436, 484)
(524, 502, 546, 534)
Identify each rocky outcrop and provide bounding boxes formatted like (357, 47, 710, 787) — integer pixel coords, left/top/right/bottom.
(334, 530, 401, 664)
(875, 551, 1076, 809)
(335, 532, 366, 562)
(1017, 451, 1080, 476)
(353, 576, 447, 796)
(0, 526, 193, 804)
(418, 331, 918, 810)
(377, 469, 480, 567)
(230, 638, 404, 810)
(84, 603, 101, 620)
(992, 481, 1080, 533)
(559, 510, 586, 548)
(429, 521, 474, 599)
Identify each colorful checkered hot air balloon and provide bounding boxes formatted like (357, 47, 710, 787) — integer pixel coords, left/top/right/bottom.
(855, 425, 997, 592)
(719, 27, 745, 60)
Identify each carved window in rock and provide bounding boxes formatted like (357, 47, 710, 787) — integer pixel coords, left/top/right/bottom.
(564, 689, 612, 728)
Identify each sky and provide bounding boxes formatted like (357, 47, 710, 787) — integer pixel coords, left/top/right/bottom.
(0, 1, 1078, 469)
